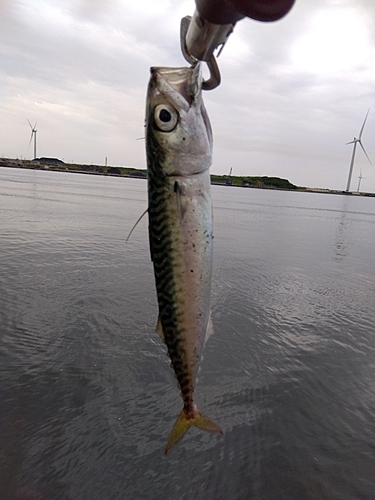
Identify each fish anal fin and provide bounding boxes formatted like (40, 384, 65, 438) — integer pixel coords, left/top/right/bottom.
(164, 406, 222, 455)
(156, 314, 165, 342)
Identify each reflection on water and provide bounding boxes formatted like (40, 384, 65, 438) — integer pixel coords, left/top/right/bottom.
(334, 197, 350, 261)
(1, 168, 375, 500)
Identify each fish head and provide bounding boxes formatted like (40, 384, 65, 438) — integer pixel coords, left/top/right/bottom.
(146, 64, 212, 177)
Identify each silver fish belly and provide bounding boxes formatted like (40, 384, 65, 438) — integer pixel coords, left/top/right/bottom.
(146, 64, 222, 454)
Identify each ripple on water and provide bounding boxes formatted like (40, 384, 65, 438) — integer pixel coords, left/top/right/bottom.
(1, 171, 375, 499)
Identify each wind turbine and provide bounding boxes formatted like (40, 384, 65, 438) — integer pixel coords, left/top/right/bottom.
(357, 169, 365, 192)
(27, 119, 37, 159)
(345, 110, 371, 192)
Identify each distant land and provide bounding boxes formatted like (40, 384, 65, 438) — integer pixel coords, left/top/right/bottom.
(1, 157, 374, 197)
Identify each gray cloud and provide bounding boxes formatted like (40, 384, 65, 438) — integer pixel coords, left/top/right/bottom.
(1, 0, 375, 190)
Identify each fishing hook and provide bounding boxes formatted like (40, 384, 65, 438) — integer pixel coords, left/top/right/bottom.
(180, 16, 221, 91)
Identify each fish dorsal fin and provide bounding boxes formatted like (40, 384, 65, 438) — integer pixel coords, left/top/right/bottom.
(156, 314, 165, 342)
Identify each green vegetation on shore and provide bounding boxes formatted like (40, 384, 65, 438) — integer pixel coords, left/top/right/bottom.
(0, 157, 147, 178)
(210, 174, 300, 190)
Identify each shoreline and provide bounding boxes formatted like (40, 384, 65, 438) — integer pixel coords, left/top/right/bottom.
(1, 158, 374, 197)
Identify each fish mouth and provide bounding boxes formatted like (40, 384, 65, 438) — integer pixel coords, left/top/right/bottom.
(149, 64, 202, 108)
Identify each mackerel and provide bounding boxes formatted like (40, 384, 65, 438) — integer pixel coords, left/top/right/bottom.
(146, 64, 222, 454)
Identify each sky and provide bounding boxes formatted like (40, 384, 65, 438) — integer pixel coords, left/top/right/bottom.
(1, 0, 375, 191)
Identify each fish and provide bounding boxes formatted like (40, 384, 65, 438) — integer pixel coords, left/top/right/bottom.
(145, 63, 223, 455)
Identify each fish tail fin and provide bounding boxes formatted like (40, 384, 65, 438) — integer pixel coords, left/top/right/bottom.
(165, 406, 222, 455)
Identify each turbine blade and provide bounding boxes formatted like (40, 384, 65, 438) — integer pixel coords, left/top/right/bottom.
(27, 118, 33, 129)
(34, 121, 37, 131)
(359, 141, 372, 165)
(346, 140, 356, 145)
(28, 131, 34, 147)
(359, 109, 370, 139)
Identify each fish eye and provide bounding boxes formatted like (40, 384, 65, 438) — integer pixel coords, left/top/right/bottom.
(154, 104, 178, 132)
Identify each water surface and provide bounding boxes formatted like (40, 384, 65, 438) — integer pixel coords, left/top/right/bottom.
(1, 167, 375, 499)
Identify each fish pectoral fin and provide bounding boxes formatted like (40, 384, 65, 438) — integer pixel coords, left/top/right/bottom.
(156, 314, 165, 342)
(174, 181, 186, 221)
(165, 407, 223, 455)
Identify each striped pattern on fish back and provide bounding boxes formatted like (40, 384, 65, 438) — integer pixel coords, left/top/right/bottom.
(146, 130, 195, 409)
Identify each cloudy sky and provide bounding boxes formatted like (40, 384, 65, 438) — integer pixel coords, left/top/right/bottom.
(1, 0, 375, 191)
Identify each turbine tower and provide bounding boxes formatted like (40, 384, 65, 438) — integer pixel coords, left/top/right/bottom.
(27, 119, 37, 159)
(345, 110, 371, 192)
(357, 169, 365, 192)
